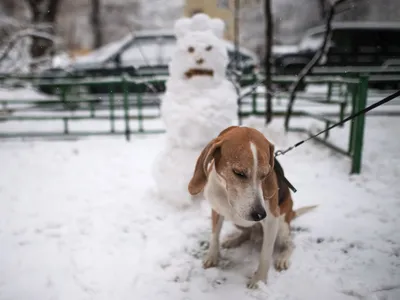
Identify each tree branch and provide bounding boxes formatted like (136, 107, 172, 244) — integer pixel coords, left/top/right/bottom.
(264, 0, 273, 124)
(284, 0, 349, 131)
(91, 0, 103, 48)
(0, 29, 56, 66)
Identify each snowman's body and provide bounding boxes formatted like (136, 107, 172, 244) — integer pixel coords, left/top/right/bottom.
(153, 14, 238, 208)
(161, 79, 237, 149)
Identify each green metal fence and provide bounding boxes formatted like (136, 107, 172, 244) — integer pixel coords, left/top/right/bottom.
(291, 76, 368, 174)
(1, 72, 399, 174)
(0, 74, 165, 140)
(239, 74, 370, 173)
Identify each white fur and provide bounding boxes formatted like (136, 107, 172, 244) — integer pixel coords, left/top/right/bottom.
(247, 212, 278, 288)
(203, 158, 280, 288)
(250, 142, 265, 211)
(153, 13, 237, 208)
(203, 214, 224, 268)
(274, 215, 293, 271)
(251, 142, 258, 184)
(205, 167, 255, 228)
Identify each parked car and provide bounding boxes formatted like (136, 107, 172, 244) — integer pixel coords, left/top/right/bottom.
(273, 22, 400, 89)
(37, 29, 259, 94)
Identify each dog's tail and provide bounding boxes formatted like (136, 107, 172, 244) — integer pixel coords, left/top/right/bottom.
(293, 205, 318, 219)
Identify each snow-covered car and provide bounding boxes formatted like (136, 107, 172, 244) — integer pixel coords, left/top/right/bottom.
(37, 29, 259, 94)
(273, 22, 400, 78)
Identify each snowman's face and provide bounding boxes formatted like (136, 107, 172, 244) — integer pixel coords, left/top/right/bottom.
(169, 30, 228, 84)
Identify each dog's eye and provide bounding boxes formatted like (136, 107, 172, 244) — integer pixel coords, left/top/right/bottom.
(188, 46, 195, 53)
(233, 169, 246, 178)
(205, 45, 212, 51)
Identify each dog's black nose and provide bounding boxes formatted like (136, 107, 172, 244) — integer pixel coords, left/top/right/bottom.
(250, 207, 267, 221)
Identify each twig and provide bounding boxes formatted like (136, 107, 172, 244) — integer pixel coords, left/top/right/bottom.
(0, 29, 56, 66)
(264, 0, 273, 124)
(284, 0, 349, 131)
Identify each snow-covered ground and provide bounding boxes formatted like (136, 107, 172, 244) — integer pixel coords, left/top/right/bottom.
(1, 113, 400, 300)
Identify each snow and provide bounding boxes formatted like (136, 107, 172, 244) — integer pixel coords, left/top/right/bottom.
(60, 27, 259, 71)
(52, 52, 73, 69)
(73, 34, 133, 65)
(152, 14, 238, 208)
(0, 87, 53, 102)
(1, 114, 400, 299)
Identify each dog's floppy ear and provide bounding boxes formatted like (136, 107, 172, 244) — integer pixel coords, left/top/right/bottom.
(260, 136, 275, 171)
(268, 142, 275, 170)
(188, 126, 237, 195)
(188, 138, 222, 195)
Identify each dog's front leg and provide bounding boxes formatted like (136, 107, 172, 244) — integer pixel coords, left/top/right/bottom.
(203, 209, 224, 268)
(247, 216, 279, 289)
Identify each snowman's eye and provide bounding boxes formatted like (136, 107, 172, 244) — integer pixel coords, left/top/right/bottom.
(188, 46, 195, 53)
(205, 45, 213, 51)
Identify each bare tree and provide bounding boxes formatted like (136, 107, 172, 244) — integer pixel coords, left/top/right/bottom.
(0, 0, 17, 16)
(91, 0, 103, 48)
(284, 0, 350, 131)
(0, 29, 54, 64)
(24, 0, 61, 58)
(317, 0, 328, 19)
(264, 0, 273, 124)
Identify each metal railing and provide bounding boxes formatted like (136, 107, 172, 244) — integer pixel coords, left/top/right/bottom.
(1, 72, 400, 174)
(239, 74, 370, 173)
(0, 74, 165, 140)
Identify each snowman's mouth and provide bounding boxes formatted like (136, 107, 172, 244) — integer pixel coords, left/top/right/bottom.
(184, 68, 214, 79)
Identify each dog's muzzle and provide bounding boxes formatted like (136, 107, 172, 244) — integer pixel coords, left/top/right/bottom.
(250, 206, 267, 221)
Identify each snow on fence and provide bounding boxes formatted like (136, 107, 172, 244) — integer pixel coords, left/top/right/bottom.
(0, 73, 399, 173)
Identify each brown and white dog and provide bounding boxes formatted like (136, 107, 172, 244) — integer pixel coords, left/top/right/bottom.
(188, 126, 316, 289)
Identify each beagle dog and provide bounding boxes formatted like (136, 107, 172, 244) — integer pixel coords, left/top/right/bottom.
(188, 126, 316, 289)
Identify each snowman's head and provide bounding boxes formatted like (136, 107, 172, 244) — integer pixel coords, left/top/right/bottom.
(169, 14, 228, 87)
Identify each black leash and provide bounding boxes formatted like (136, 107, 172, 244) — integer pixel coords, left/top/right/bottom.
(274, 89, 400, 193)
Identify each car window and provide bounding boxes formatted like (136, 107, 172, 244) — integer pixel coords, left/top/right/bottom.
(120, 36, 175, 67)
(159, 40, 176, 64)
(299, 31, 325, 51)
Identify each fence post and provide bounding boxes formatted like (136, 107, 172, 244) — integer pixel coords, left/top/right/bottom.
(89, 102, 95, 118)
(122, 75, 131, 141)
(63, 117, 69, 134)
(109, 83, 115, 133)
(339, 82, 349, 125)
(251, 72, 257, 115)
(351, 75, 368, 174)
(137, 92, 144, 133)
(327, 82, 332, 103)
(61, 85, 67, 104)
(348, 81, 357, 155)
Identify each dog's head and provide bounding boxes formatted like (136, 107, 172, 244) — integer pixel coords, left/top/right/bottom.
(188, 126, 275, 222)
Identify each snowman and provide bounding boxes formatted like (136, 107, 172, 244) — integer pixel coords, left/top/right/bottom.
(152, 13, 238, 208)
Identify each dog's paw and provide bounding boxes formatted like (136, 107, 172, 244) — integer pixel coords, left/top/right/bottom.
(246, 271, 267, 289)
(203, 253, 219, 269)
(274, 254, 291, 271)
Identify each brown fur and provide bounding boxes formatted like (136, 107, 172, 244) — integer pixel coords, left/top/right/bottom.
(188, 126, 293, 220)
(189, 126, 317, 288)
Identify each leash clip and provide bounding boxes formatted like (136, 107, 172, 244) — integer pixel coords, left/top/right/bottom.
(275, 146, 293, 157)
